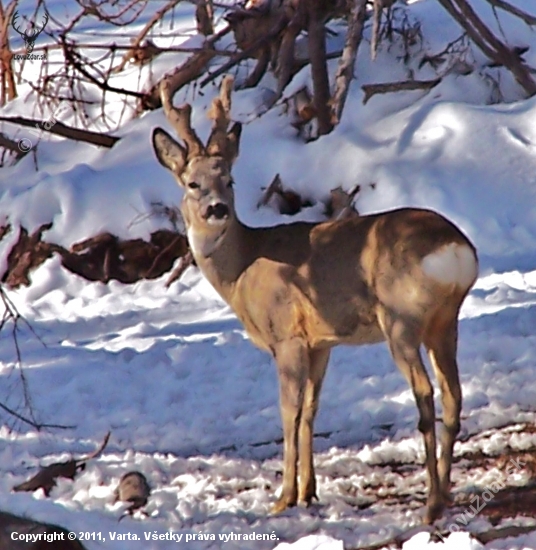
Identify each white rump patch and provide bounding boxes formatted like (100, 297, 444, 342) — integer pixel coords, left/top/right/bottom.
(422, 243, 478, 289)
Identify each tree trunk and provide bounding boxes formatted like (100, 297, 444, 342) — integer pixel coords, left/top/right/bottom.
(0, 1, 18, 106)
(307, 0, 333, 136)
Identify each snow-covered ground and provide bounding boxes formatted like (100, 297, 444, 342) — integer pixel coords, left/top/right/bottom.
(1, 0, 536, 548)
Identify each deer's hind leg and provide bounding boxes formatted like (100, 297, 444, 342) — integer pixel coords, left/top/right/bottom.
(298, 348, 330, 506)
(377, 306, 442, 524)
(424, 308, 462, 506)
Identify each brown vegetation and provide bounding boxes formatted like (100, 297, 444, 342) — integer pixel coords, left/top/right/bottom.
(0, 223, 189, 289)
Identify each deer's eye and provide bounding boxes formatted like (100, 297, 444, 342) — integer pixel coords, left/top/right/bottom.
(188, 182, 200, 190)
(227, 179, 234, 188)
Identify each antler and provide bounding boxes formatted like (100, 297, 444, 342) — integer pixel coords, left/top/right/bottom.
(159, 78, 205, 159)
(11, 11, 25, 37)
(206, 75, 234, 157)
(30, 11, 49, 39)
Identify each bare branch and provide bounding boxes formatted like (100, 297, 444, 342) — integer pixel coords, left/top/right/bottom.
(257, 173, 312, 215)
(73, 0, 149, 27)
(361, 77, 441, 104)
(332, 0, 367, 125)
(485, 0, 536, 26)
(0, 131, 24, 154)
(257, 173, 284, 209)
(62, 40, 147, 100)
(30, 42, 233, 55)
(200, 16, 288, 88)
(112, 0, 183, 74)
(0, 116, 120, 148)
(326, 185, 360, 220)
(84, 431, 111, 460)
(0, 285, 74, 430)
(142, 48, 216, 111)
(165, 250, 194, 288)
(0, 400, 74, 430)
(371, 0, 382, 61)
(437, 0, 536, 96)
(241, 46, 270, 89)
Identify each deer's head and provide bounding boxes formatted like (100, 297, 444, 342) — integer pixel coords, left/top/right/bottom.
(152, 76, 242, 254)
(12, 10, 49, 54)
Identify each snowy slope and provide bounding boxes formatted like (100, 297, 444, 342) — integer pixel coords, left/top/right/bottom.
(1, 0, 536, 549)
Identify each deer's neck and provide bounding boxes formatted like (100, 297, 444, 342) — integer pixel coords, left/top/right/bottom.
(187, 219, 253, 304)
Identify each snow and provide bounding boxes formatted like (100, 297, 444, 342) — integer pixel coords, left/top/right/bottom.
(1, 0, 536, 549)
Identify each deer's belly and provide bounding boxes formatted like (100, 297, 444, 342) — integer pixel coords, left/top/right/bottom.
(307, 315, 385, 348)
(338, 320, 385, 346)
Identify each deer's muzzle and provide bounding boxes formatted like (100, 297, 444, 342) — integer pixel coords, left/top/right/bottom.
(205, 202, 229, 223)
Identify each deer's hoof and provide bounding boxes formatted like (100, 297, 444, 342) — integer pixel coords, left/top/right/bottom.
(298, 480, 318, 507)
(423, 499, 445, 525)
(270, 495, 296, 514)
(442, 491, 454, 508)
(297, 492, 318, 508)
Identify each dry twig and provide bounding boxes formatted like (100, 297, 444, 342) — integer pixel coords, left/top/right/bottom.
(437, 0, 536, 96)
(0, 285, 72, 430)
(112, 0, 183, 74)
(361, 78, 441, 104)
(13, 432, 111, 495)
(485, 0, 536, 26)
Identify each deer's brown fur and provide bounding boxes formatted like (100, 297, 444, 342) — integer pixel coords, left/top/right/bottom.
(152, 76, 478, 523)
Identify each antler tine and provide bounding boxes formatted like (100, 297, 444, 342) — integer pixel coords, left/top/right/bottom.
(159, 78, 205, 159)
(11, 11, 24, 37)
(219, 74, 233, 117)
(34, 11, 49, 37)
(207, 75, 234, 157)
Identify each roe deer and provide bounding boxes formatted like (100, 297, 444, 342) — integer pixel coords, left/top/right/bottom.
(152, 76, 478, 523)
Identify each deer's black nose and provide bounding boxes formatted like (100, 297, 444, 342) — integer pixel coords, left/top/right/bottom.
(206, 202, 229, 220)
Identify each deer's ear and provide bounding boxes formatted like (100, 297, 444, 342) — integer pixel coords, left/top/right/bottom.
(152, 128, 187, 177)
(226, 122, 242, 165)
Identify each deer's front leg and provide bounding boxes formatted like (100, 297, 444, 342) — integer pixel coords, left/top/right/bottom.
(271, 337, 309, 514)
(298, 348, 330, 505)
